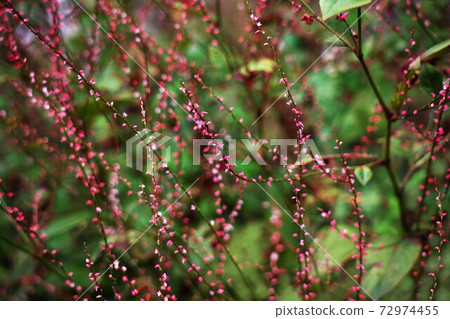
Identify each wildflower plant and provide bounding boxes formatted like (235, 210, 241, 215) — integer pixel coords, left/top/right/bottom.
(0, 0, 448, 302)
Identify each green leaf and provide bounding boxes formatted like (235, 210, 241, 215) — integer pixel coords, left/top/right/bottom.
(419, 64, 443, 95)
(239, 58, 277, 76)
(409, 39, 450, 72)
(315, 228, 355, 274)
(421, 39, 450, 62)
(320, 0, 371, 20)
(401, 40, 447, 109)
(45, 211, 90, 238)
(391, 69, 417, 113)
(228, 222, 269, 265)
(93, 116, 111, 143)
(225, 222, 270, 299)
(390, 81, 407, 113)
(364, 239, 420, 299)
(354, 165, 373, 186)
(208, 46, 227, 69)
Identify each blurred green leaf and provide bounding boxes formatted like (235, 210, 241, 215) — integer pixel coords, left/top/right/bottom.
(391, 70, 416, 112)
(421, 39, 450, 62)
(409, 39, 450, 71)
(315, 228, 355, 274)
(93, 116, 111, 143)
(226, 222, 270, 299)
(45, 211, 90, 237)
(208, 46, 227, 69)
(320, 0, 371, 20)
(364, 239, 421, 299)
(228, 222, 269, 265)
(419, 64, 443, 95)
(355, 165, 373, 186)
(239, 58, 277, 76)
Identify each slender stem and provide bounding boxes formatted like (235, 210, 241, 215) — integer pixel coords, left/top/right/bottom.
(354, 8, 408, 234)
(410, 0, 437, 44)
(296, 1, 392, 120)
(415, 92, 447, 231)
(356, 55, 392, 119)
(174, 174, 258, 300)
(357, 8, 362, 56)
(357, 55, 401, 207)
(343, 19, 358, 49)
(0, 233, 67, 281)
(299, 0, 355, 51)
(215, 0, 222, 27)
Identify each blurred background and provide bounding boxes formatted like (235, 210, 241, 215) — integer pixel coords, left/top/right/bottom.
(0, 0, 449, 300)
